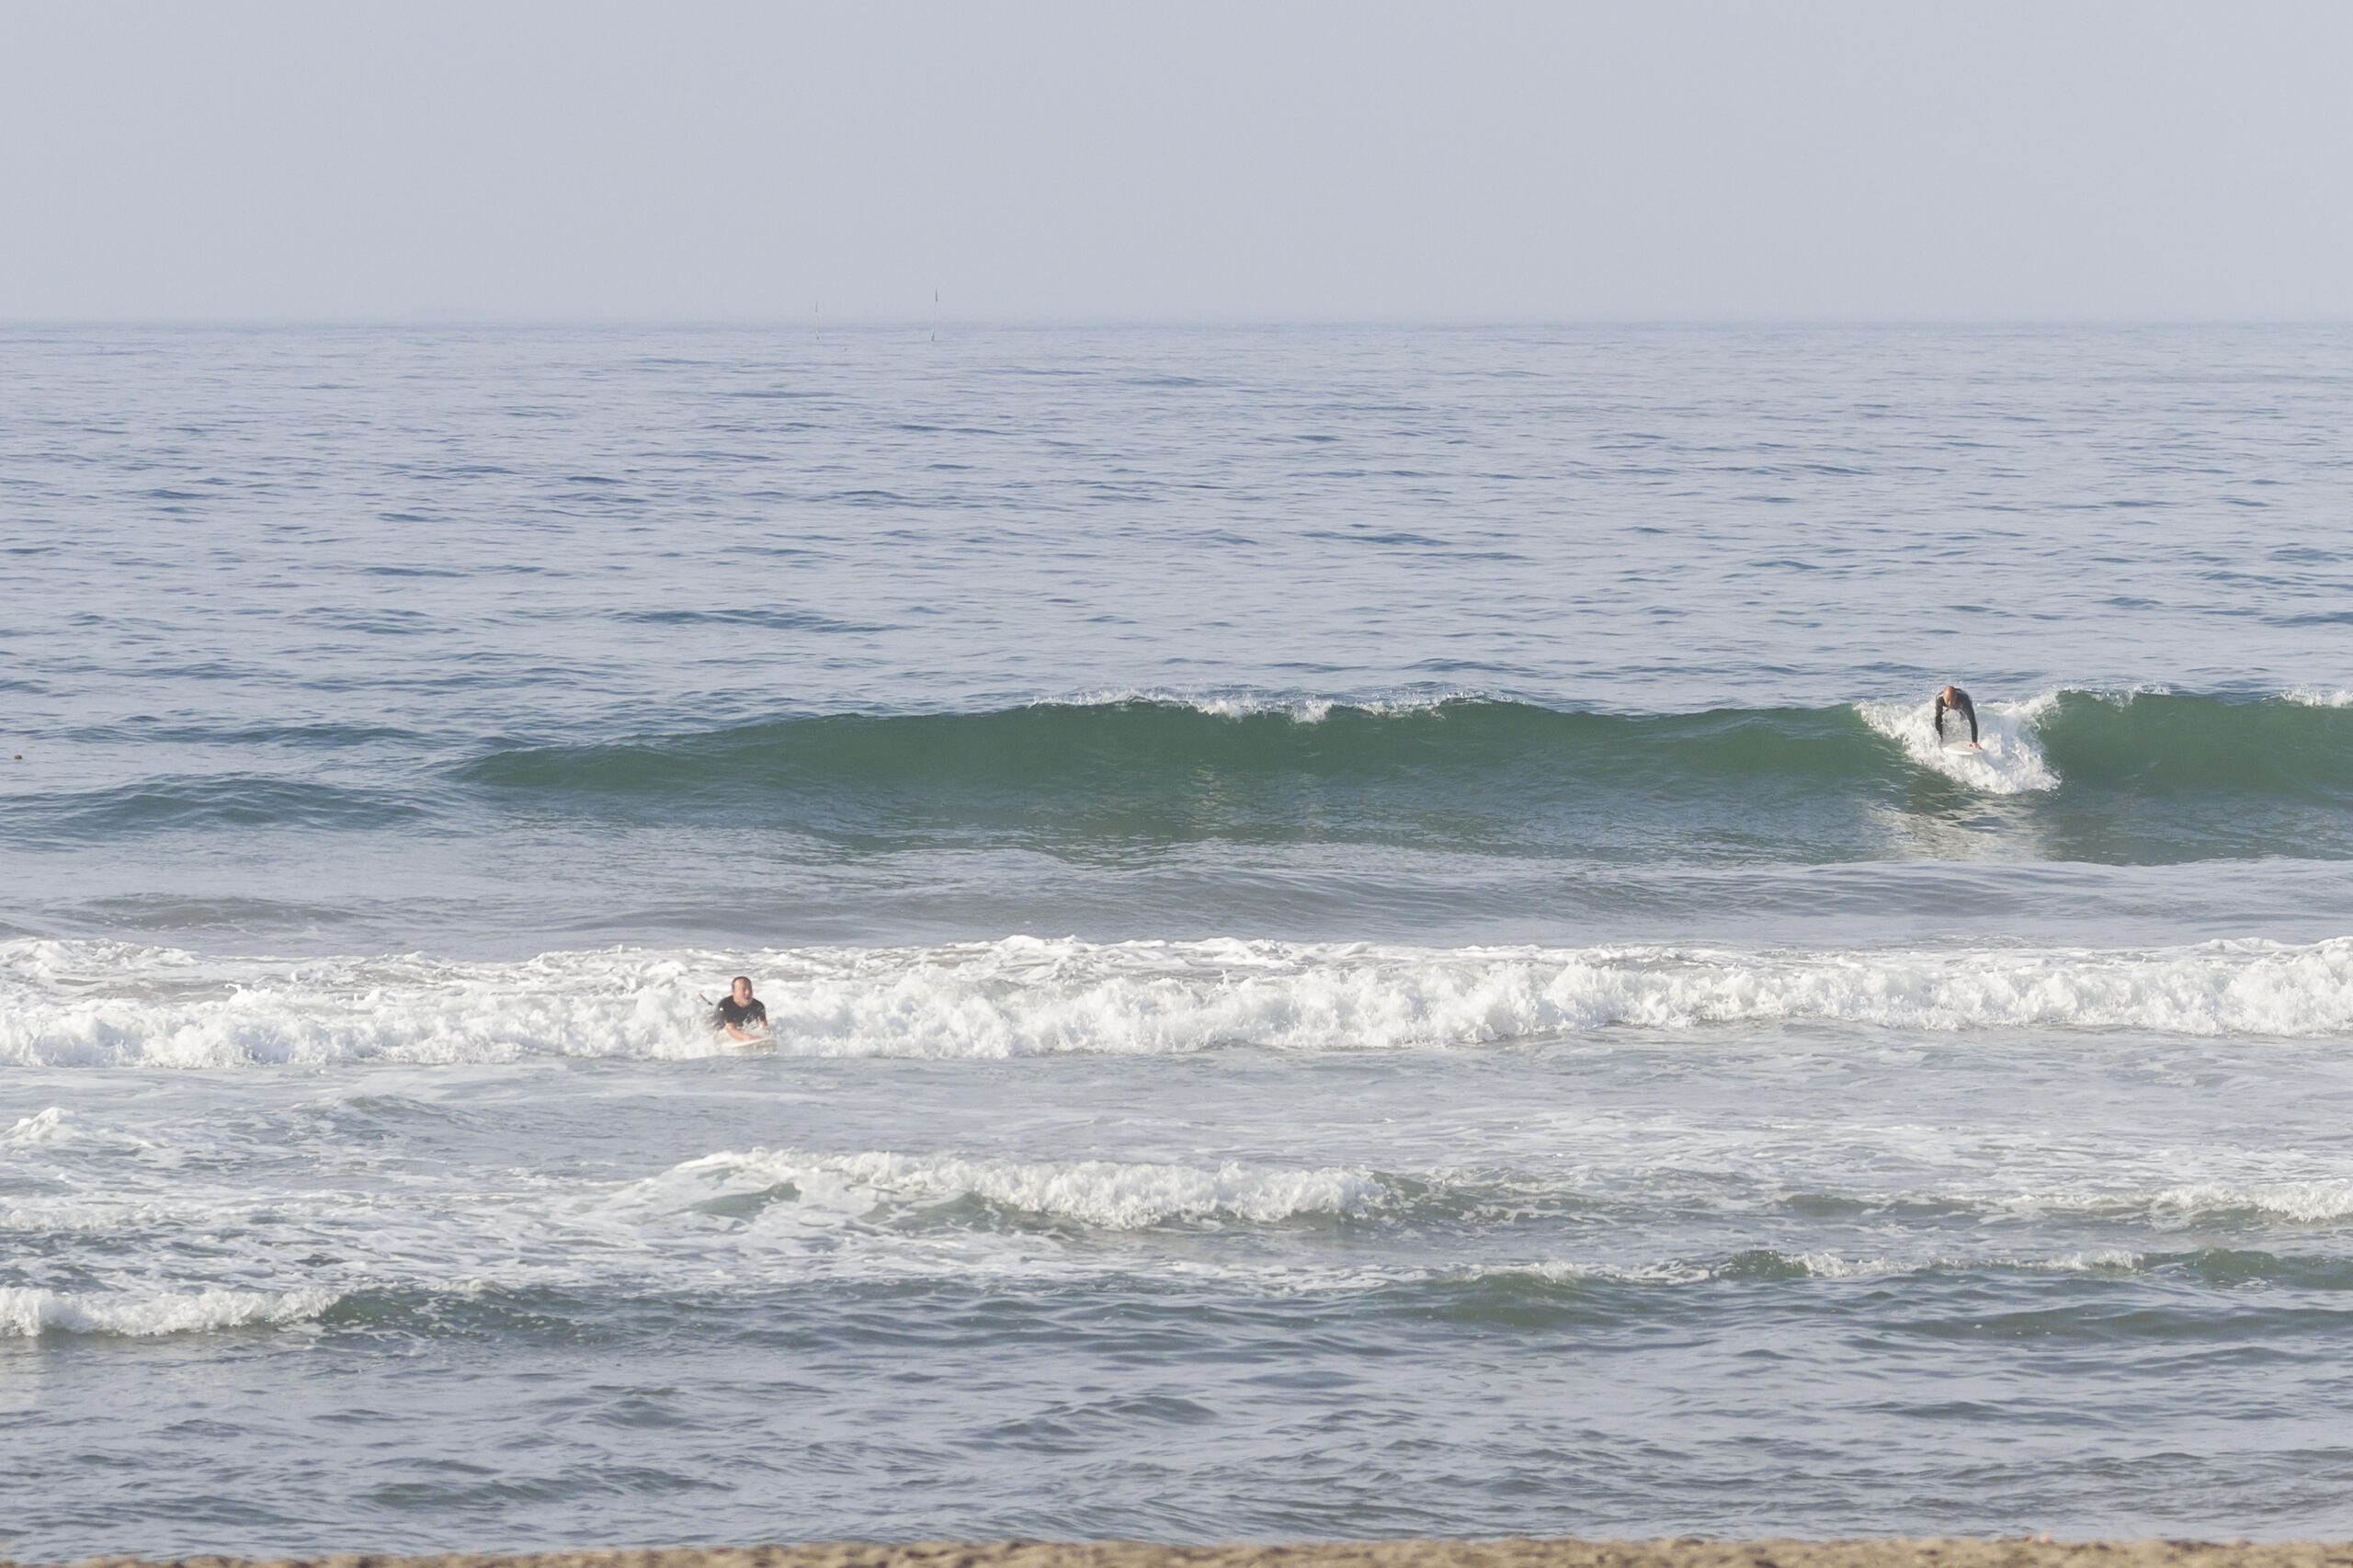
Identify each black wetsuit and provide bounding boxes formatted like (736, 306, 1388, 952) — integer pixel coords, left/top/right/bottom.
(713, 996, 767, 1032)
(1934, 688, 1979, 744)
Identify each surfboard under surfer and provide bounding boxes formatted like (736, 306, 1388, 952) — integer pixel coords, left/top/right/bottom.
(1933, 685, 1980, 748)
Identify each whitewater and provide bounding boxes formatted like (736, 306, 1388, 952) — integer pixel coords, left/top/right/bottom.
(17, 934, 2353, 1068)
(7, 323, 2353, 1557)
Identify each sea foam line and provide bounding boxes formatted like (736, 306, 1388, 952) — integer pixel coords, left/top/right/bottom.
(11, 934, 2353, 1068)
(0, 1284, 338, 1338)
(1038, 687, 1480, 722)
(636, 1147, 1386, 1230)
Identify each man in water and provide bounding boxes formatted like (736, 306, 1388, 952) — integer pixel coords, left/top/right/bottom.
(711, 975, 769, 1041)
(1934, 685, 1980, 748)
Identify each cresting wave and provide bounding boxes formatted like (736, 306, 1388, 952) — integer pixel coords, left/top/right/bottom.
(644, 1147, 1386, 1230)
(28, 691, 2353, 865)
(456, 688, 2353, 802)
(630, 1153, 2353, 1240)
(432, 689, 2353, 865)
(0, 1285, 338, 1339)
(17, 1254, 2344, 1345)
(14, 933, 2353, 1067)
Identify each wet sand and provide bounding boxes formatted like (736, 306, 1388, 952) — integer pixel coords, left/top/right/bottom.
(30, 1540, 2353, 1568)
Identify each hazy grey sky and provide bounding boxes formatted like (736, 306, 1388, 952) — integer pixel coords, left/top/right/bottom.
(5, 1, 2349, 322)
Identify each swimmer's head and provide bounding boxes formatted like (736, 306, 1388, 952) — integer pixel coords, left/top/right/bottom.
(731, 975, 754, 1003)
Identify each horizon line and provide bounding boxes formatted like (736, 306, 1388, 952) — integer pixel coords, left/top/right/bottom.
(6, 314, 2352, 332)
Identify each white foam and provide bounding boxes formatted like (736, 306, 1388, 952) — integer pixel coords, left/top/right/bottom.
(1518, 1247, 2144, 1287)
(12, 933, 2353, 1068)
(1041, 687, 1471, 722)
(0, 1285, 338, 1338)
(644, 1147, 1383, 1230)
(0, 941, 735, 1068)
(1777, 1247, 2142, 1279)
(2144, 1180, 2353, 1223)
(1521, 1257, 1713, 1286)
(1, 1107, 74, 1145)
(1856, 693, 2060, 793)
(2280, 687, 2353, 709)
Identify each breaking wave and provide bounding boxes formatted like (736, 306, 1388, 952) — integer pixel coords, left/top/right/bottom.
(0, 1285, 338, 1338)
(455, 688, 2353, 801)
(26, 691, 2353, 865)
(440, 690, 2353, 864)
(638, 1148, 1385, 1230)
(12, 932, 2353, 1068)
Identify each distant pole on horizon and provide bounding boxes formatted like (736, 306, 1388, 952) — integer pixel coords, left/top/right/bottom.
(813, 301, 819, 345)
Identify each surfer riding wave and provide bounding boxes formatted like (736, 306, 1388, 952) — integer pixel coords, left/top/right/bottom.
(1934, 685, 1980, 749)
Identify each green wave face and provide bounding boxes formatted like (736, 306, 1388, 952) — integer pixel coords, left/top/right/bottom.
(450, 694, 2353, 867)
(2034, 690, 2353, 796)
(459, 700, 1912, 865)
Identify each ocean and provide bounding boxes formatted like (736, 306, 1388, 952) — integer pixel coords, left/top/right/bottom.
(6, 324, 2353, 1556)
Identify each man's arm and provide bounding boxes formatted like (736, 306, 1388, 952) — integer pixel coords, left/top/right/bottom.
(1961, 698, 1979, 744)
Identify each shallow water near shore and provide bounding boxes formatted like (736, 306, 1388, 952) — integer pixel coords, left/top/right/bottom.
(6, 324, 2353, 1556)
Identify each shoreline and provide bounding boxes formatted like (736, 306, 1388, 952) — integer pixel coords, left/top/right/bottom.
(28, 1542, 2353, 1568)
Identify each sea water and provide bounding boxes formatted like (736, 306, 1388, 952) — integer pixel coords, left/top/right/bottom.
(5, 324, 2353, 1556)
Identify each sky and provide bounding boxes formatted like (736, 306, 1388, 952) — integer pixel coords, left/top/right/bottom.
(3, 0, 2349, 323)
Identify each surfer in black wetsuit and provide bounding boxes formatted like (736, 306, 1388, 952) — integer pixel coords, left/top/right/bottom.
(711, 975, 769, 1042)
(1934, 685, 1980, 748)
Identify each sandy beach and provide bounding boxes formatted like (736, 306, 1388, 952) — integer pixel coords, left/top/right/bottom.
(28, 1542, 2353, 1568)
